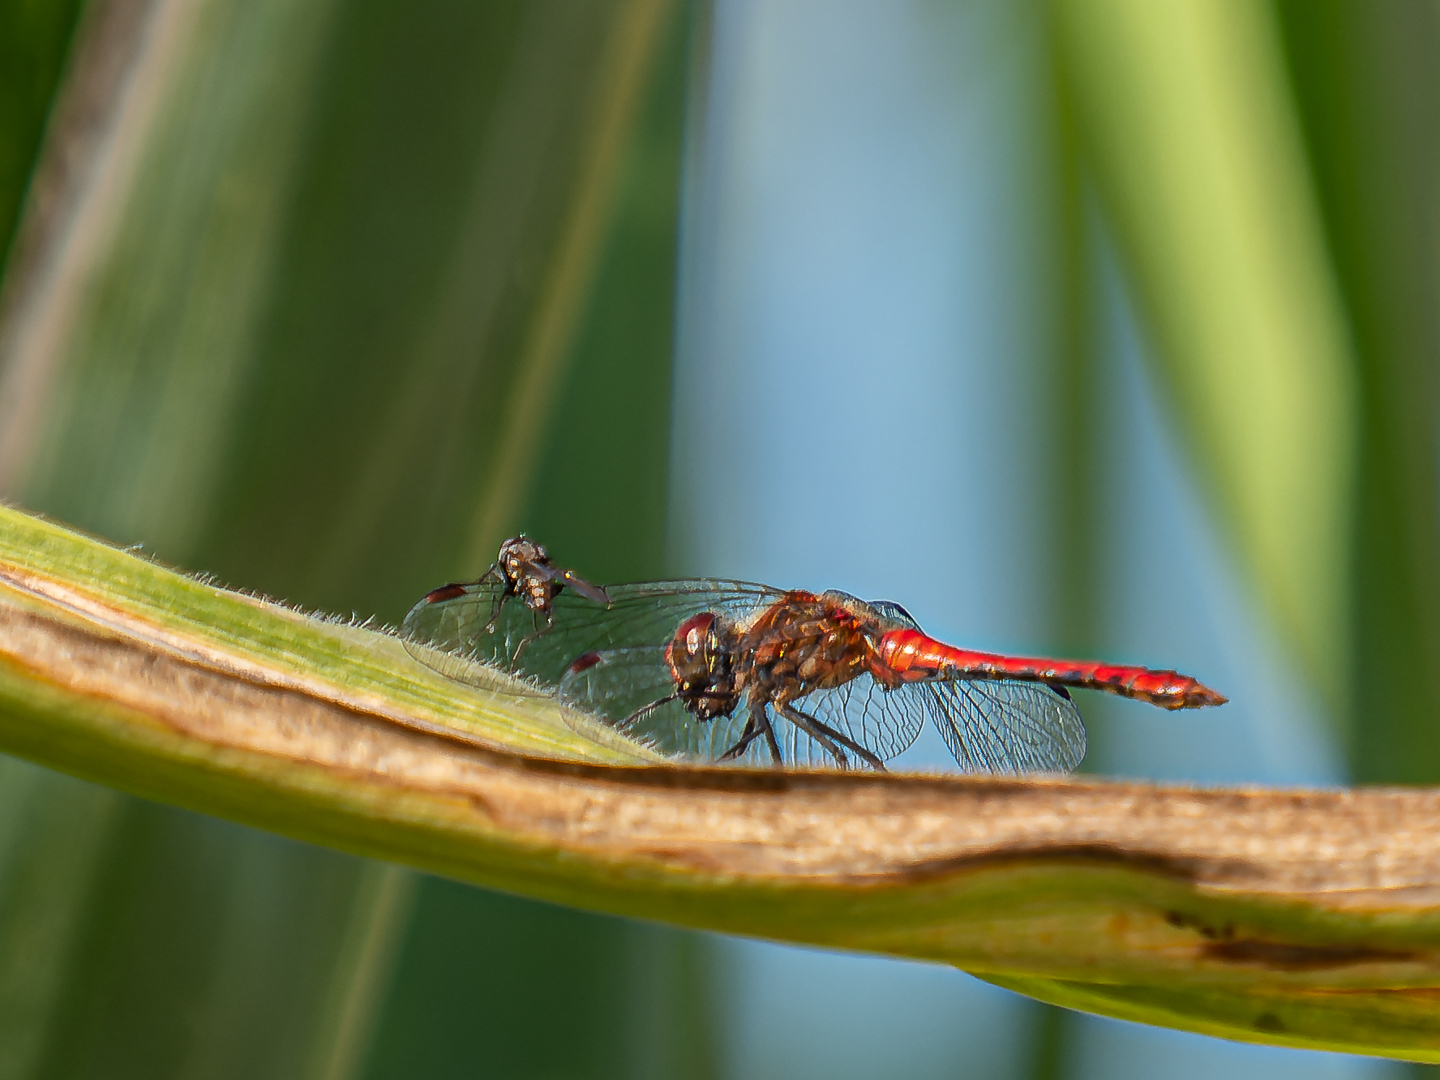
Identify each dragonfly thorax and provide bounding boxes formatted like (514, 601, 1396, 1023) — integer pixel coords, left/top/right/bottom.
(744, 592, 875, 700)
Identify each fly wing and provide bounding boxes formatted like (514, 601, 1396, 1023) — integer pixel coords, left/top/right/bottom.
(902, 679, 1086, 774)
(558, 648, 750, 761)
(403, 577, 784, 689)
(557, 569, 610, 605)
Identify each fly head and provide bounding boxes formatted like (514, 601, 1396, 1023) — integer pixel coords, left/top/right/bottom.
(497, 535, 556, 610)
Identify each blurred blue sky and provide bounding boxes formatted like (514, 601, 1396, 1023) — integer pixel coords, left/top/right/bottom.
(669, 0, 1397, 1076)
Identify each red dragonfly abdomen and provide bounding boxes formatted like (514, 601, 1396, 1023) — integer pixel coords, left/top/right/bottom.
(872, 629, 1227, 710)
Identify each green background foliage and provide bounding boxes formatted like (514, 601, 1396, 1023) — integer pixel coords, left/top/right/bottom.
(0, 1, 709, 1077)
(0, 0, 1437, 1075)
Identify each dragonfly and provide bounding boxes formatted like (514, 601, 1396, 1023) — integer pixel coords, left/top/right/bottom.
(402, 565, 1226, 774)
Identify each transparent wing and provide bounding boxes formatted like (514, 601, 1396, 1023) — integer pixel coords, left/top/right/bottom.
(400, 576, 511, 683)
(903, 679, 1086, 774)
(779, 675, 927, 768)
(402, 578, 786, 690)
(558, 648, 750, 761)
(559, 649, 923, 771)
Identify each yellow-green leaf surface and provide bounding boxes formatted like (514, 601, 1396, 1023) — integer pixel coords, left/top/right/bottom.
(2, 505, 1439, 1062)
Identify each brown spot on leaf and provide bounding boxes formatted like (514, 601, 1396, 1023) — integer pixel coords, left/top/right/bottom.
(1254, 1012, 1286, 1033)
(900, 844, 1250, 887)
(1202, 939, 1415, 971)
(1165, 910, 1236, 941)
(1166, 911, 1418, 971)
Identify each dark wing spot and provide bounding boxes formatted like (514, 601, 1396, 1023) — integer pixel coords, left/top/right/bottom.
(423, 583, 469, 604)
(568, 651, 605, 676)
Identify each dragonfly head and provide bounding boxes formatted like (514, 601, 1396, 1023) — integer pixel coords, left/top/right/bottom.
(665, 612, 740, 721)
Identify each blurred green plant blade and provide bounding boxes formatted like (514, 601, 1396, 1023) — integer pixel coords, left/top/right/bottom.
(364, 885, 648, 1080)
(1274, 1, 1440, 786)
(0, 760, 121, 1079)
(0, 0, 85, 268)
(1046, 49, 1099, 670)
(35, 809, 367, 1080)
(300, 864, 416, 1080)
(252, 0, 635, 609)
(1054, 0, 1357, 711)
(468, 0, 676, 557)
(0, 0, 706, 1075)
(6, 0, 343, 552)
(520, 0, 695, 581)
(0, 0, 358, 1073)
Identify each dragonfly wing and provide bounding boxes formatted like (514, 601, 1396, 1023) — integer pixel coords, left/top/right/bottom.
(563, 651, 931, 772)
(400, 577, 779, 688)
(556, 580, 784, 642)
(906, 679, 1086, 774)
(399, 576, 517, 685)
(499, 580, 785, 687)
(784, 675, 928, 768)
(559, 648, 949, 772)
(559, 648, 749, 761)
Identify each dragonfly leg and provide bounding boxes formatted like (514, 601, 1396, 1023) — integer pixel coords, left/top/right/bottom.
(774, 703, 848, 769)
(778, 703, 886, 771)
(511, 608, 553, 664)
(755, 701, 783, 766)
(718, 716, 761, 762)
(719, 702, 783, 766)
(618, 694, 678, 736)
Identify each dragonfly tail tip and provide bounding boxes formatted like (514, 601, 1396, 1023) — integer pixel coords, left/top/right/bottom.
(1187, 684, 1228, 708)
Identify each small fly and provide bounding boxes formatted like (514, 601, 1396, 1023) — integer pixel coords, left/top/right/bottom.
(403, 536, 610, 669)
